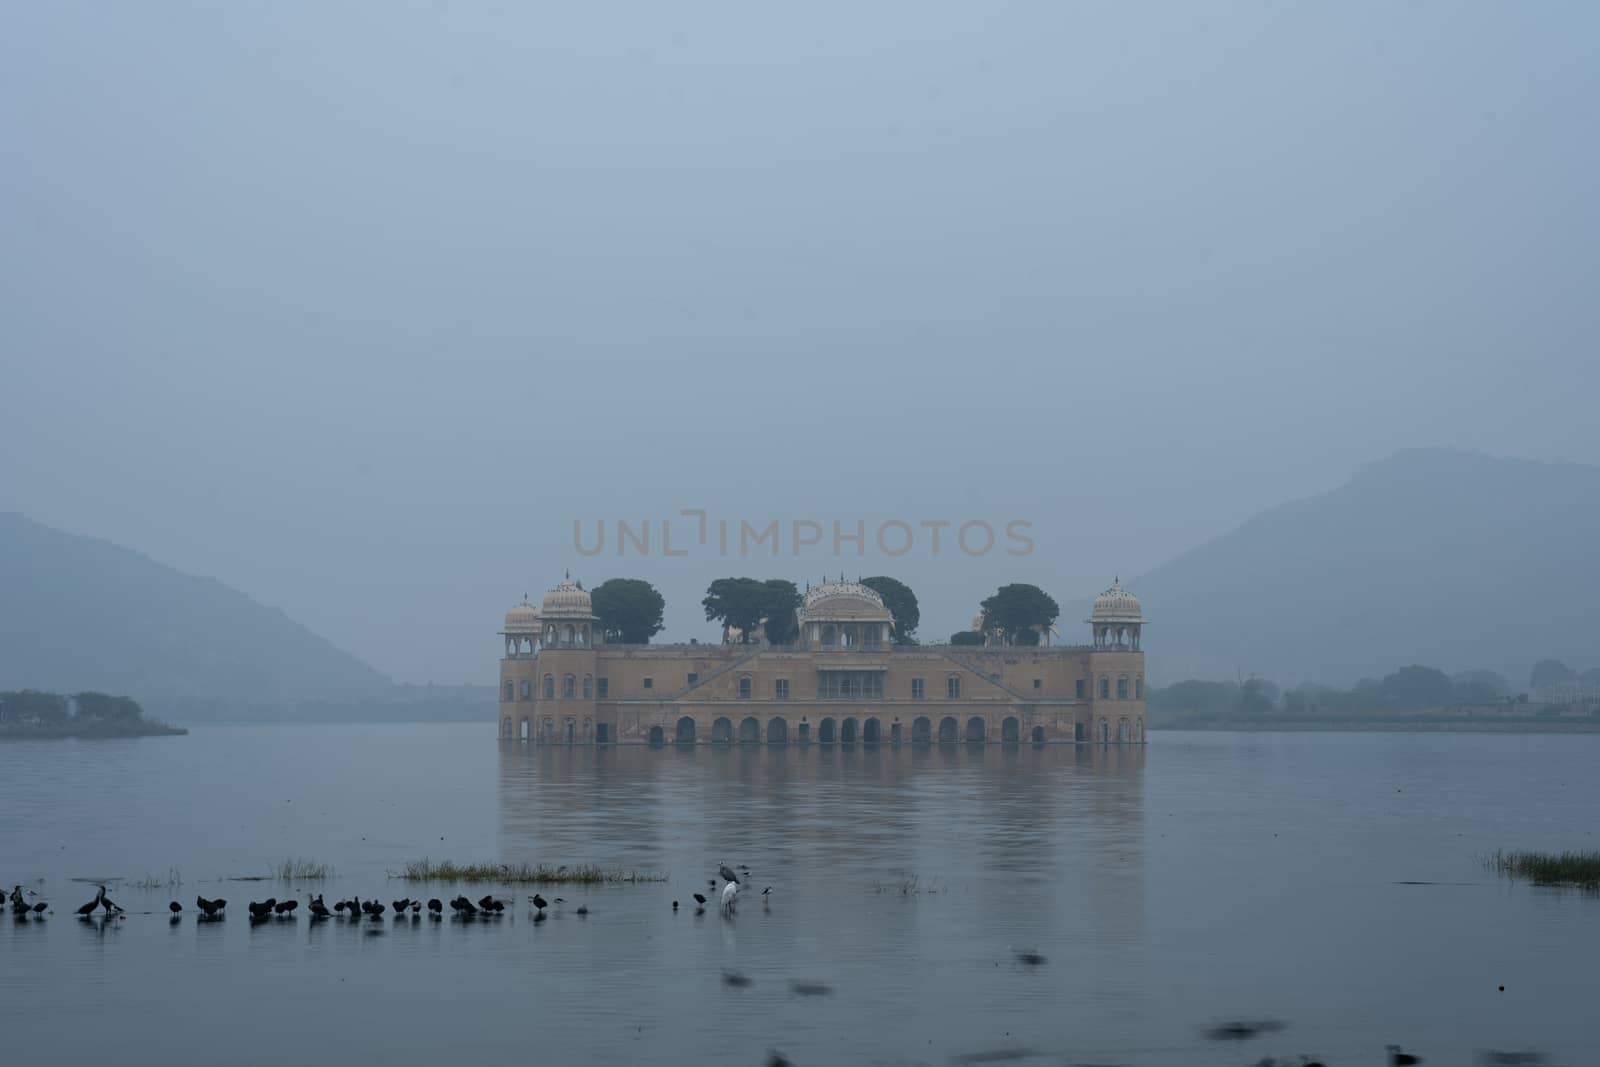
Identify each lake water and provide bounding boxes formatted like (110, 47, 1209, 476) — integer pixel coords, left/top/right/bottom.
(3, 725, 1597, 1066)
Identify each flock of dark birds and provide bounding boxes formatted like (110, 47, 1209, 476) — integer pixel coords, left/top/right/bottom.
(11, 878, 1547, 1067)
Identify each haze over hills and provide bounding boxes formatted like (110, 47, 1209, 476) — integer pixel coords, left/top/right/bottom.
(1095, 449, 1600, 689)
(0, 511, 393, 714)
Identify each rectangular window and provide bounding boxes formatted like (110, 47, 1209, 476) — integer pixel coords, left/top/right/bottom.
(1033, 678, 1042, 690)
(642, 677, 653, 690)
(947, 676, 961, 699)
(596, 678, 608, 699)
(911, 678, 925, 700)
(775, 679, 789, 700)
(1117, 677, 1129, 699)
(687, 672, 699, 687)
(1075, 679, 1085, 700)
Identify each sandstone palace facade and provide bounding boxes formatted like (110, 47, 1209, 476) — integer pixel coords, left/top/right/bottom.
(498, 577, 1146, 746)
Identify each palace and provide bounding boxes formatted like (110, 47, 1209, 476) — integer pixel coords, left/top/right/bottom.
(497, 577, 1146, 745)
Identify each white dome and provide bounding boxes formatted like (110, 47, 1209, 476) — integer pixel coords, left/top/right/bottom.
(798, 579, 892, 622)
(541, 577, 594, 617)
(504, 596, 541, 633)
(1090, 577, 1143, 623)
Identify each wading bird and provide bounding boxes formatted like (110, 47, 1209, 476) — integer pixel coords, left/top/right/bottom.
(80, 886, 107, 918)
(1387, 1046, 1423, 1066)
(427, 898, 442, 915)
(308, 896, 331, 920)
(169, 901, 182, 914)
(274, 899, 297, 916)
(720, 880, 740, 913)
(531, 894, 547, 914)
(719, 865, 740, 885)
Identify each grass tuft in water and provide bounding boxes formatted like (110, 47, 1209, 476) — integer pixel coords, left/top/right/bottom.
(275, 857, 333, 881)
(123, 868, 183, 889)
(874, 875, 943, 896)
(1487, 849, 1600, 889)
(395, 860, 667, 885)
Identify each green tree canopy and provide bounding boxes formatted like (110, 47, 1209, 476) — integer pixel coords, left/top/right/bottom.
(0, 689, 69, 724)
(949, 630, 985, 646)
(1374, 664, 1457, 710)
(591, 578, 666, 645)
(74, 692, 146, 722)
(759, 579, 802, 645)
(1530, 658, 1575, 690)
(978, 583, 1059, 644)
(702, 578, 800, 644)
(861, 576, 919, 644)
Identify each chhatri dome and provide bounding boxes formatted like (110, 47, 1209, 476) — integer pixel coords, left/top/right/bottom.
(1090, 576, 1143, 623)
(798, 576, 892, 623)
(541, 575, 594, 617)
(503, 595, 541, 633)
(1088, 576, 1144, 650)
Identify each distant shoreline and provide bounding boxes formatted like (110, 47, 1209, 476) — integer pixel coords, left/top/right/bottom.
(0, 721, 187, 741)
(1154, 717, 1600, 734)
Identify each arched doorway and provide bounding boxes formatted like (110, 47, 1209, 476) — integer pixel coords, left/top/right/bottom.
(912, 716, 932, 743)
(840, 717, 858, 744)
(648, 724, 665, 746)
(1118, 718, 1130, 743)
(501, 718, 512, 739)
(938, 716, 959, 742)
(890, 721, 902, 744)
(1074, 722, 1085, 744)
(1031, 725, 1046, 744)
(862, 718, 881, 744)
(1001, 717, 1020, 743)
(966, 716, 986, 742)
(543, 719, 554, 744)
(1099, 719, 1109, 744)
(676, 716, 697, 744)
(797, 722, 811, 744)
(818, 717, 837, 743)
(712, 717, 733, 743)
(739, 716, 761, 743)
(565, 720, 575, 745)
(596, 723, 610, 744)
(518, 717, 530, 740)
(767, 717, 788, 744)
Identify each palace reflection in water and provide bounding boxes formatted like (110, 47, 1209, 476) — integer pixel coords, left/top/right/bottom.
(496, 741, 1148, 1021)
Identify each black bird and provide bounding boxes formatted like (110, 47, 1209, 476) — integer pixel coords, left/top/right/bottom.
(672, 900, 679, 911)
(366, 900, 386, 917)
(1388, 1046, 1423, 1066)
(531, 894, 548, 913)
(274, 899, 298, 916)
(309, 896, 331, 920)
(692, 893, 706, 906)
(1014, 949, 1046, 966)
(247, 900, 274, 920)
(719, 865, 740, 885)
(80, 886, 107, 918)
(99, 887, 125, 915)
(576, 905, 588, 916)
(195, 895, 222, 919)
(487, 899, 505, 914)
(393, 899, 411, 915)
(478, 894, 496, 910)
(708, 879, 717, 890)
(9, 886, 28, 914)
(31, 901, 47, 915)
(722, 970, 751, 987)
(169, 901, 182, 914)
(410, 900, 421, 914)
(427, 898, 443, 915)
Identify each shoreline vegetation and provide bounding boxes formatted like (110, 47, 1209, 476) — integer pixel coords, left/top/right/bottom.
(0, 690, 185, 739)
(1488, 850, 1600, 890)
(396, 860, 668, 885)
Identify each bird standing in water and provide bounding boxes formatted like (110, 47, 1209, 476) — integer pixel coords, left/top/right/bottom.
(720, 879, 741, 913)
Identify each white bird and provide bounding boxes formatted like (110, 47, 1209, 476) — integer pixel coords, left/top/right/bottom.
(720, 879, 741, 912)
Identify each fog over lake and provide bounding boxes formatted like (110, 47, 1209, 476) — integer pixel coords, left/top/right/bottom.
(4, 726, 1595, 1066)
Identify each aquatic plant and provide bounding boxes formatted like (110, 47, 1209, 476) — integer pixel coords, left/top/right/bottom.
(123, 868, 183, 889)
(275, 857, 333, 881)
(395, 860, 666, 884)
(1487, 849, 1600, 889)
(874, 875, 944, 896)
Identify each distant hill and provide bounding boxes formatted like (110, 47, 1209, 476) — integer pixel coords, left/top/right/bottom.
(1081, 449, 1600, 688)
(0, 512, 393, 713)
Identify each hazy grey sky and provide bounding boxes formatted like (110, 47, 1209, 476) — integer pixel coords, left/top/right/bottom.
(3, 2, 1596, 684)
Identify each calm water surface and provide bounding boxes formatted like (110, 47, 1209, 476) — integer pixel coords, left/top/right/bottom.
(3, 726, 1597, 1066)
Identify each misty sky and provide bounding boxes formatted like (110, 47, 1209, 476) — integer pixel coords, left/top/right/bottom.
(3, 2, 1597, 685)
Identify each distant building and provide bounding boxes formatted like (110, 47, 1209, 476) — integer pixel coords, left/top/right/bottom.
(498, 577, 1146, 745)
